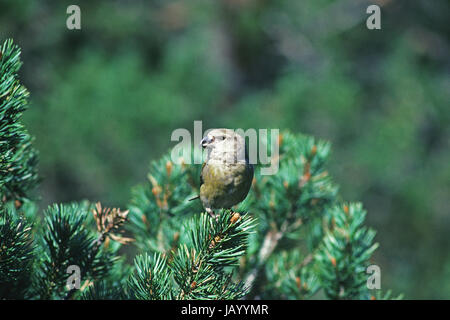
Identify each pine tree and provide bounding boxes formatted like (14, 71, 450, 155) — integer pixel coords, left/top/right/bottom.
(0, 39, 38, 201)
(0, 39, 401, 300)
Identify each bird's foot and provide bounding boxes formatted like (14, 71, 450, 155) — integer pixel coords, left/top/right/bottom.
(206, 208, 217, 220)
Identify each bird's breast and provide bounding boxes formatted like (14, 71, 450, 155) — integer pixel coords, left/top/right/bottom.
(200, 161, 253, 209)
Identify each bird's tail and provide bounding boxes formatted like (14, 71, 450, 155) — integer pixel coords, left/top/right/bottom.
(188, 195, 200, 201)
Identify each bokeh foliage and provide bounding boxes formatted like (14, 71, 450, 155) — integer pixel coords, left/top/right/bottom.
(0, 0, 448, 298)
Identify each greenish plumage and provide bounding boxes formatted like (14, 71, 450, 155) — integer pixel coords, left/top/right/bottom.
(200, 160, 253, 210)
(195, 129, 254, 216)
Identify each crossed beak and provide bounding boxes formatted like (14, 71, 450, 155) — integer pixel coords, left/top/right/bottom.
(201, 136, 213, 148)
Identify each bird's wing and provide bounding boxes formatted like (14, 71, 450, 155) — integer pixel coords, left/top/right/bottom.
(188, 162, 206, 201)
(200, 161, 206, 188)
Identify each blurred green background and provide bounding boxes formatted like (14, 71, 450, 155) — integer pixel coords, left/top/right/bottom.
(1, 0, 449, 299)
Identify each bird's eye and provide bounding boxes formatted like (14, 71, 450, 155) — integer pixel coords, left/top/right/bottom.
(217, 136, 226, 141)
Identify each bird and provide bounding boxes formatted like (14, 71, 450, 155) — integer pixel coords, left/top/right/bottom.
(189, 129, 254, 218)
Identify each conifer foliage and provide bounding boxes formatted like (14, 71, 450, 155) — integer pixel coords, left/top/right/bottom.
(0, 39, 398, 300)
(0, 39, 38, 201)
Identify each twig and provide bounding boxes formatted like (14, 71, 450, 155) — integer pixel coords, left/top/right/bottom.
(63, 231, 106, 300)
(64, 203, 131, 300)
(243, 221, 288, 297)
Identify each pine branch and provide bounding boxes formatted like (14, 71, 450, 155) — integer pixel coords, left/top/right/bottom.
(65, 202, 132, 299)
(33, 203, 118, 299)
(127, 252, 173, 300)
(243, 220, 287, 296)
(127, 155, 203, 254)
(0, 39, 39, 202)
(263, 250, 320, 299)
(80, 279, 127, 300)
(315, 203, 379, 299)
(80, 253, 132, 300)
(171, 210, 255, 300)
(0, 206, 35, 299)
(242, 132, 338, 298)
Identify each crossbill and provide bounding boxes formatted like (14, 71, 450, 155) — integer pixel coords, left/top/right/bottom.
(190, 129, 254, 217)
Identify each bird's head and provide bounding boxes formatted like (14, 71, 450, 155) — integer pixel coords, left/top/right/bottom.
(201, 129, 246, 163)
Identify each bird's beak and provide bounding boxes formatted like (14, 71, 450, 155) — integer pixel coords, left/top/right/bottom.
(201, 136, 213, 148)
